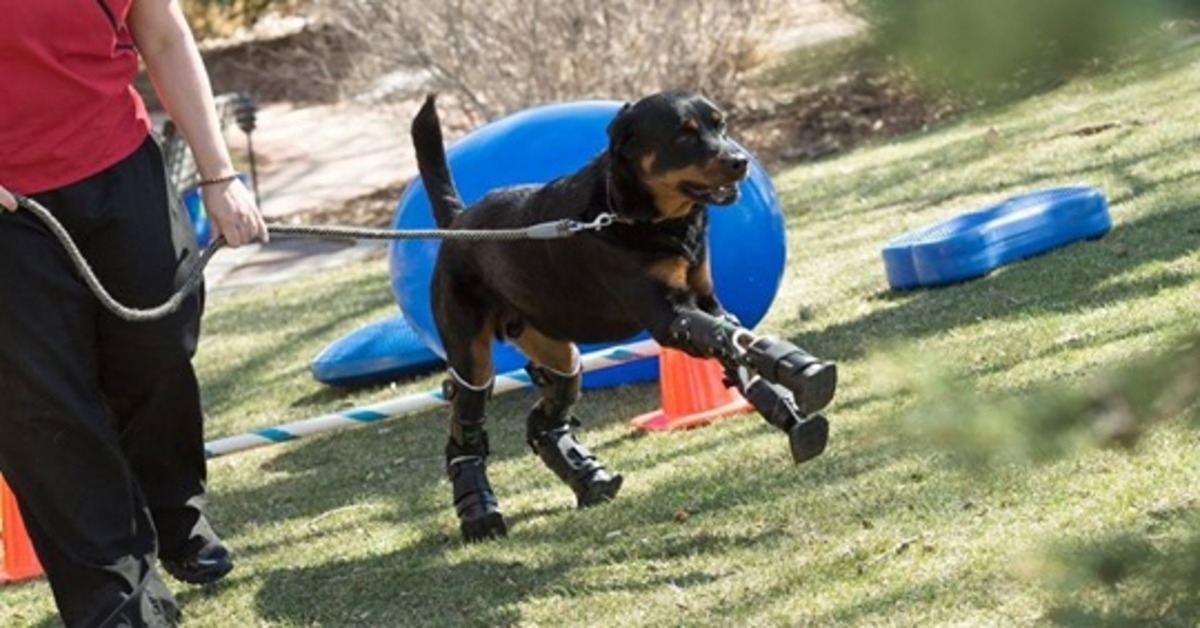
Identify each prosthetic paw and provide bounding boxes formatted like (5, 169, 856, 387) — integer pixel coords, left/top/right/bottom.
(743, 378, 830, 464)
(529, 420, 624, 507)
(743, 337, 837, 415)
(448, 455, 507, 541)
(667, 311, 837, 415)
(787, 413, 830, 464)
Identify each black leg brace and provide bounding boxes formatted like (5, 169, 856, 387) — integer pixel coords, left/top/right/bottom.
(667, 310, 837, 415)
(734, 369, 830, 464)
(666, 309, 833, 464)
(525, 361, 623, 507)
(443, 370, 506, 541)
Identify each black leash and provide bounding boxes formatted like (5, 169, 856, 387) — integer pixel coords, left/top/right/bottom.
(12, 193, 615, 322)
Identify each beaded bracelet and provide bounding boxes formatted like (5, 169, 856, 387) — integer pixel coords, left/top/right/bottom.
(197, 172, 242, 187)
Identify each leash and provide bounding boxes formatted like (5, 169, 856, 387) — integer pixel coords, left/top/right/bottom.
(11, 193, 616, 323)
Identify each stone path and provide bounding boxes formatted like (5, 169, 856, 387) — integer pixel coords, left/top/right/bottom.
(205, 100, 422, 295)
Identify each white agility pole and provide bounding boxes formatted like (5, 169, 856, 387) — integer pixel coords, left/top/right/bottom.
(204, 339, 660, 459)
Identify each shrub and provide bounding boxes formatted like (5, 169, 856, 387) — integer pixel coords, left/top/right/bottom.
(182, 0, 298, 37)
(314, 0, 789, 122)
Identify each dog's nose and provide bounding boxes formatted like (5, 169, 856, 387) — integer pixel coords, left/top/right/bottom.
(721, 153, 749, 177)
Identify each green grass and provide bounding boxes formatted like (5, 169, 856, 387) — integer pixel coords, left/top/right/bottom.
(5, 45, 1200, 627)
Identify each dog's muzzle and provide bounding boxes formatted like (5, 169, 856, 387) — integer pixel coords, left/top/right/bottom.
(682, 152, 749, 206)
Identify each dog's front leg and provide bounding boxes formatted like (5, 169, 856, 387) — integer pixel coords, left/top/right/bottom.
(655, 308, 836, 413)
(688, 253, 734, 322)
(646, 305, 836, 463)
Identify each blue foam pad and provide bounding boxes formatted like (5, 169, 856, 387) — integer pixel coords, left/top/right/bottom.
(882, 186, 1112, 290)
(310, 314, 444, 387)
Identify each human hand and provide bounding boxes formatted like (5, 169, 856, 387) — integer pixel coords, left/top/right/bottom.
(1, 184, 17, 211)
(200, 176, 269, 247)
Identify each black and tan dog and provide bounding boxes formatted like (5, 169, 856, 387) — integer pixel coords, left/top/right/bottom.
(413, 90, 836, 541)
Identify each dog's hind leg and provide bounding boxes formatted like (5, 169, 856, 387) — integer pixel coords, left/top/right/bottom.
(438, 306, 507, 541)
(512, 330, 623, 508)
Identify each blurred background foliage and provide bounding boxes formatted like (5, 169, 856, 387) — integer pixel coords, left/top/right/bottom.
(182, 0, 301, 38)
(843, 0, 1200, 100)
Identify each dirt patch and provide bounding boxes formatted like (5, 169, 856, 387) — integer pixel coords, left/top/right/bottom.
(736, 72, 959, 169)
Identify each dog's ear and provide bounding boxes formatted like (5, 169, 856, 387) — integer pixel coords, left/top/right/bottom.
(606, 102, 634, 159)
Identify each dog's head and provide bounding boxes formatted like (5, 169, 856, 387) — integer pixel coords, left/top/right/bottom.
(607, 90, 749, 221)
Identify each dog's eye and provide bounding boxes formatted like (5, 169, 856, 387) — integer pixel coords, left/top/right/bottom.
(678, 118, 701, 143)
(710, 114, 728, 134)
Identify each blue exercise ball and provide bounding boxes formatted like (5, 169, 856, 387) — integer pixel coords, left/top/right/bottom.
(389, 100, 786, 388)
(181, 186, 213, 247)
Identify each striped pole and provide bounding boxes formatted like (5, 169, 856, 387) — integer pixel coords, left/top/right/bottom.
(204, 339, 660, 459)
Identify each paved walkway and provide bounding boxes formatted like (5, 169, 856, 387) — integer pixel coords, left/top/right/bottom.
(204, 100, 421, 295)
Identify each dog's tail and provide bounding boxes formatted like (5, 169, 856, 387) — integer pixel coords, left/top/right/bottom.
(412, 94, 465, 229)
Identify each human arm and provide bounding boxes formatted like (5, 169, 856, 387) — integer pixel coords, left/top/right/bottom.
(128, 0, 268, 246)
(0, 185, 15, 211)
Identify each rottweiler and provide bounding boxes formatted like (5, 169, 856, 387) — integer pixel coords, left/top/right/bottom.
(412, 90, 836, 541)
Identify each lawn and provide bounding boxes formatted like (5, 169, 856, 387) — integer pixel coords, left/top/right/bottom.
(3, 43, 1198, 627)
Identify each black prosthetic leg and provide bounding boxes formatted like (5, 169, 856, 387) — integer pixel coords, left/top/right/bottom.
(667, 309, 834, 464)
(740, 336, 837, 416)
(729, 366, 830, 464)
(669, 312, 837, 415)
(525, 359, 623, 507)
(443, 370, 506, 541)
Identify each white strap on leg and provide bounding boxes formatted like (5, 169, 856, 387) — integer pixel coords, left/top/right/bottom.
(448, 367, 494, 392)
(536, 346, 582, 378)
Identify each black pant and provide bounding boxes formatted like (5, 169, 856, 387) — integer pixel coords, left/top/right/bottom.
(0, 137, 208, 627)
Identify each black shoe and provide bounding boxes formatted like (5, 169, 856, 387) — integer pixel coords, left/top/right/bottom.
(528, 423, 623, 508)
(449, 455, 508, 542)
(160, 537, 234, 585)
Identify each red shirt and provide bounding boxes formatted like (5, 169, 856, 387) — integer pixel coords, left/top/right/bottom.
(0, 0, 152, 194)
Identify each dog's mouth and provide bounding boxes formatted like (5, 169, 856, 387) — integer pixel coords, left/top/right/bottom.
(680, 181, 740, 206)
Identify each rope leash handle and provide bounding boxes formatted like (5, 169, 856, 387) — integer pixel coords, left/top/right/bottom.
(14, 193, 218, 322)
(13, 193, 616, 322)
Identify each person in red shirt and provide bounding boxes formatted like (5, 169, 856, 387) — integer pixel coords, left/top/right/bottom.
(0, 1, 267, 625)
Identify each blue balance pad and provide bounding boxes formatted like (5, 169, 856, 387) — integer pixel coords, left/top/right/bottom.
(882, 186, 1112, 290)
(310, 314, 444, 387)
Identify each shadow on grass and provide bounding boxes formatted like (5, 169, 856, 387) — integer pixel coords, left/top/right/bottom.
(1046, 597, 1200, 628)
(1040, 522, 1200, 627)
(791, 195, 1200, 365)
(790, 124, 1200, 237)
(249, 555, 551, 627)
(208, 389, 1017, 624)
(200, 268, 397, 417)
(209, 381, 661, 534)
